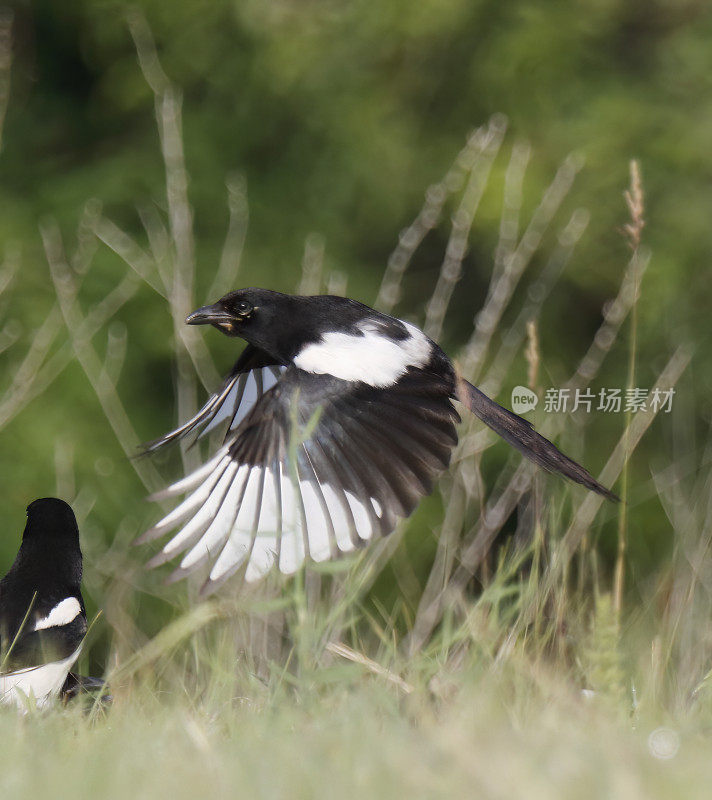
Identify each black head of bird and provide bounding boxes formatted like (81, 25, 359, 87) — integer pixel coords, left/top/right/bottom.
(186, 288, 305, 357)
(12, 498, 83, 591)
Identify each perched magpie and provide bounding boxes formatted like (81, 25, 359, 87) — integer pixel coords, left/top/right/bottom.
(0, 498, 87, 709)
(140, 289, 617, 595)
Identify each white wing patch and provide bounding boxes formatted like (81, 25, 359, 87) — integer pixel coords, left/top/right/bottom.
(0, 646, 82, 710)
(294, 320, 431, 387)
(34, 597, 82, 631)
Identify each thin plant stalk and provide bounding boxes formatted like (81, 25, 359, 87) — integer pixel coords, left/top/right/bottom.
(613, 160, 646, 616)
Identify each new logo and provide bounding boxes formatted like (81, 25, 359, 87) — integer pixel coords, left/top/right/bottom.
(511, 386, 538, 414)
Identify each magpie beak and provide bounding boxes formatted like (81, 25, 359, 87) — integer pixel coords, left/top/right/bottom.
(185, 303, 234, 326)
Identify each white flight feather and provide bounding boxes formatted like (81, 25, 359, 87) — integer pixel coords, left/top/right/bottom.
(186, 465, 261, 576)
(232, 467, 264, 532)
(256, 465, 281, 534)
(161, 448, 230, 497)
(300, 481, 332, 562)
(205, 467, 265, 582)
(278, 463, 306, 574)
(278, 462, 299, 534)
(161, 462, 239, 557)
(278, 529, 305, 575)
(178, 465, 249, 569)
(205, 465, 282, 583)
(320, 485, 356, 552)
(345, 490, 375, 541)
(208, 532, 252, 582)
(152, 458, 230, 532)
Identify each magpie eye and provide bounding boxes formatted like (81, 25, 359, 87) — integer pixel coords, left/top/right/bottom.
(234, 300, 253, 317)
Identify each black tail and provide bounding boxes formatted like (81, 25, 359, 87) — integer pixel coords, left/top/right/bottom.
(456, 378, 619, 502)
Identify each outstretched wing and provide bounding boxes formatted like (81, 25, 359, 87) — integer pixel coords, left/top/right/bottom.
(142, 345, 285, 453)
(140, 366, 460, 594)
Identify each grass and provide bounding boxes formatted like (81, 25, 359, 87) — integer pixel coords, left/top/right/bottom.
(0, 14, 708, 799)
(3, 599, 712, 799)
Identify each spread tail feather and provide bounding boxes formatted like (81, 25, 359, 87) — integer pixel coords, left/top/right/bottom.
(456, 378, 619, 502)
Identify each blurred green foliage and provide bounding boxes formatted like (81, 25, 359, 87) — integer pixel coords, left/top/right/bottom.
(0, 0, 710, 635)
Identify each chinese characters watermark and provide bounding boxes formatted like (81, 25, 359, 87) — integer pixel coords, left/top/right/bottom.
(511, 386, 675, 415)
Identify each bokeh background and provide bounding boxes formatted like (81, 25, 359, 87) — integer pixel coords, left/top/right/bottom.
(1, 0, 710, 660)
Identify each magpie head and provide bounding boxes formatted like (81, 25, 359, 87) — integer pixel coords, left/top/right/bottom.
(185, 288, 278, 338)
(24, 498, 79, 543)
(185, 288, 310, 358)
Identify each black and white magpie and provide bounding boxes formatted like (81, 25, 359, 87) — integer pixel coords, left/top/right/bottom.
(140, 289, 617, 595)
(0, 498, 87, 709)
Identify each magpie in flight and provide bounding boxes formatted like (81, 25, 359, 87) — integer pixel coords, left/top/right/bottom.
(140, 289, 617, 595)
(0, 498, 88, 709)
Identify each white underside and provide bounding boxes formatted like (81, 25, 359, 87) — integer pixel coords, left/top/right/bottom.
(293, 320, 432, 387)
(0, 645, 82, 710)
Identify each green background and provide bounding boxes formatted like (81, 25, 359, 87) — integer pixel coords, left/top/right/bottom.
(0, 0, 709, 651)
